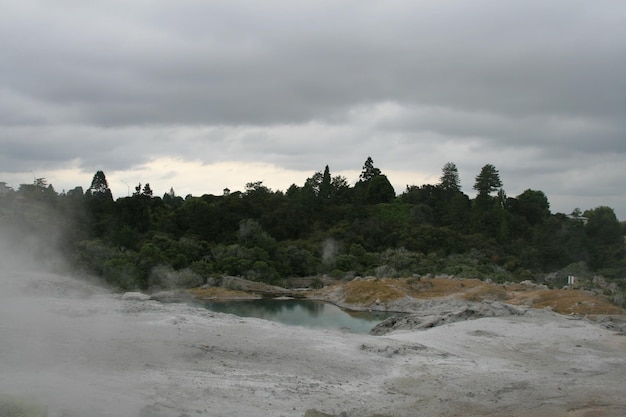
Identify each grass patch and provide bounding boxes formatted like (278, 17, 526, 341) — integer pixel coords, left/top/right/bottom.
(341, 278, 409, 305)
(414, 277, 489, 298)
(508, 289, 624, 315)
(460, 284, 509, 302)
(319, 276, 626, 315)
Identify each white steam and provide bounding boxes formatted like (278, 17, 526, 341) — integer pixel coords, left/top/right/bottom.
(0, 224, 146, 416)
(322, 238, 339, 266)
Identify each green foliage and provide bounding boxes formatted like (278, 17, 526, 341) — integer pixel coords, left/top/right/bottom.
(585, 206, 622, 245)
(379, 248, 423, 276)
(439, 162, 461, 193)
(111, 225, 141, 251)
(2, 163, 624, 293)
(238, 219, 276, 252)
(333, 254, 359, 272)
(373, 202, 411, 222)
(473, 164, 502, 198)
(359, 156, 381, 182)
(103, 257, 141, 290)
(73, 239, 117, 275)
(513, 189, 551, 226)
(310, 277, 324, 289)
(319, 165, 332, 201)
(86, 170, 113, 201)
(189, 260, 214, 277)
(365, 175, 395, 204)
(278, 244, 318, 276)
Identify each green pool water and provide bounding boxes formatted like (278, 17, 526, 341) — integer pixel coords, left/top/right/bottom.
(202, 299, 392, 334)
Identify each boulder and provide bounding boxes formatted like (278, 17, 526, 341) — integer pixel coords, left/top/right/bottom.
(370, 300, 528, 335)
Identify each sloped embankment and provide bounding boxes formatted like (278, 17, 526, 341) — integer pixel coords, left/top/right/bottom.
(312, 276, 624, 315)
(310, 276, 625, 334)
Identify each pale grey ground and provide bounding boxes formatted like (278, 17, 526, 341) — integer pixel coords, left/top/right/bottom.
(1, 271, 625, 417)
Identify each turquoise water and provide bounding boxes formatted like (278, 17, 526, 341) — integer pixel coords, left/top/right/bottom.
(202, 299, 391, 334)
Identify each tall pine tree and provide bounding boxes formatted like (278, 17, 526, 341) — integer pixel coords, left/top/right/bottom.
(439, 162, 461, 193)
(86, 170, 113, 201)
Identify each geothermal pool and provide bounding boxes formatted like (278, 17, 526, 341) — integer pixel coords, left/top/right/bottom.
(201, 298, 392, 334)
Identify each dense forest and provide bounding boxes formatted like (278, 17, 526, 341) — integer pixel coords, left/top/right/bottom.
(1, 158, 625, 303)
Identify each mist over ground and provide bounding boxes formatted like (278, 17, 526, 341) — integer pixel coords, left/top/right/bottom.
(0, 227, 128, 415)
(2, 248, 625, 416)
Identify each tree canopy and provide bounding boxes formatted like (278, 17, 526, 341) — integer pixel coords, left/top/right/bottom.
(359, 156, 381, 182)
(473, 164, 502, 198)
(439, 162, 461, 193)
(86, 170, 113, 200)
(1, 159, 624, 301)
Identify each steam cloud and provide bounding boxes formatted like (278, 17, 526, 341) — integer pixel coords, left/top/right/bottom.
(0, 221, 145, 415)
(322, 238, 339, 266)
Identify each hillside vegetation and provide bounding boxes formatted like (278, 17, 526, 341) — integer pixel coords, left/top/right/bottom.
(1, 159, 624, 309)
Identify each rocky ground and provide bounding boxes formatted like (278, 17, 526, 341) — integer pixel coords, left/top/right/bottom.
(1, 270, 625, 417)
(308, 275, 624, 316)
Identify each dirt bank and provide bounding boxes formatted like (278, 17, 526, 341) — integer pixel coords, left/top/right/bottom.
(310, 276, 624, 316)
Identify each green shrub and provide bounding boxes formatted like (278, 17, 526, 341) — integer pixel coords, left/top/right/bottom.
(310, 277, 324, 289)
(103, 257, 142, 290)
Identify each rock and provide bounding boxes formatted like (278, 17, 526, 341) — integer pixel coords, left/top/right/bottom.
(360, 342, 427, 357)
(594, 315, 626, 334)
(370, 300, 528, 335)
(205, 276, 221, 287)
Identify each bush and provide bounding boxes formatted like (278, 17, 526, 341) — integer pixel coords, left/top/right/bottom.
(334, 254, 358, 272)
(310, 277, 324, 289)
(73, 239, 116, 275)
(329, 269, 346, 279)
(103, 257, 142, 290)
(374, 265, 398, 278)
(611, 291, 626, 308)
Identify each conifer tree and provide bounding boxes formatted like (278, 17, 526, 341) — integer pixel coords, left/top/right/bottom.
(87, 170, 113, 200)
(359, 156, 381, 182)
(473, 164, 502, 198)
(319, 165, 332, 200)
(439, 162, 461, 193)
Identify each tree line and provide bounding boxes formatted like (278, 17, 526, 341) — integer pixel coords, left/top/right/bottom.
(1, 157, 624, 298)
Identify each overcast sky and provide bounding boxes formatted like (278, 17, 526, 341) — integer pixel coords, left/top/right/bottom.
(1, 0, 625, 218)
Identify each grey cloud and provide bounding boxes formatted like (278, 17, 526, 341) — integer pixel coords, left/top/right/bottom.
(1, 0, 625, 216)
(0, 128, 153, 172)
(4, 0, 624, 127)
